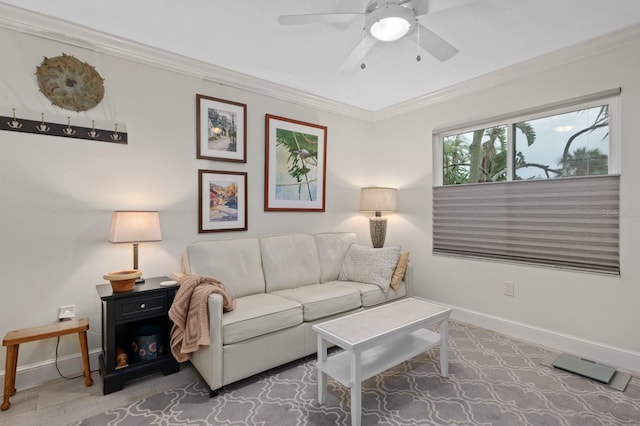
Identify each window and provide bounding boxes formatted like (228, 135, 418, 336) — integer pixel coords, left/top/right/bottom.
(443, 125, 507, 185)
(514, 105, 610, 180)
(440, 99, 616, 185)
(433, 89, 621, 275)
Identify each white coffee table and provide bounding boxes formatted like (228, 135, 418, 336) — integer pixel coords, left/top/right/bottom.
(313, 297, 452, 426)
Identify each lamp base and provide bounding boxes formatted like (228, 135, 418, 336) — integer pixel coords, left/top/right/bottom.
(369, 217, 387, 248)
(135, 278, 145, 284)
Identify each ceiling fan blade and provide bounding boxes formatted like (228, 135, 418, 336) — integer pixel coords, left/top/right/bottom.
(408, 23, 459, 62)
(409, 0, 475, 16)
(277, 13, 362, 26)
(340, 34, 378, 70)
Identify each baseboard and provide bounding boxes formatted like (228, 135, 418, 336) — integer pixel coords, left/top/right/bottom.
(0, 349, 102, 397)
(421, 298, 640, 374)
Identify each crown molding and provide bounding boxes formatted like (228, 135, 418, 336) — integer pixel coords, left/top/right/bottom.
(371, 23, 640, 121)
(0, 3, 373, 122)
(2, 3, 639, 124)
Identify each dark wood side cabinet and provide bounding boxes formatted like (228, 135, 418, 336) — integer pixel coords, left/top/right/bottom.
(96, 276, 180, 395)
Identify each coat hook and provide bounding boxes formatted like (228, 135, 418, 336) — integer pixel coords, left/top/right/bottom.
(36, 113, 50, 133)
(110, 123, 121, 141)
(63, 116, 75, 135)
(7, 108, 23, 129)
(87, 120, 99, 138)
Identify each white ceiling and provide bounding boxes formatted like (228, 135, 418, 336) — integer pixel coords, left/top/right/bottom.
(3, 0, 640, 112)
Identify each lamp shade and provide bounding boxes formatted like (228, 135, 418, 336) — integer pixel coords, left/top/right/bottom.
(109, 211, 162, 243)
(359, 187, 397, 213)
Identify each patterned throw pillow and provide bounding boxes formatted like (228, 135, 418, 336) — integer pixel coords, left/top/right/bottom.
(390, 251, 410, 290)
(339, 244, 401, 292)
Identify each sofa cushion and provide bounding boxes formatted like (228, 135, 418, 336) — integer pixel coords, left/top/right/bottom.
(333, 280, 407, 307)
(260, 234, 321, 292)
(315, 232, 358, 283)
(221, 293, 303, 345)
(339, 244, 401, 292)
(272, 283, 362, 321)
(183, 238, 265, 298)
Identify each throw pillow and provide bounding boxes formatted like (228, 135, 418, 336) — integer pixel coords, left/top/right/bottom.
(390, 251, 410, 290)
(339, 244, 401, 292)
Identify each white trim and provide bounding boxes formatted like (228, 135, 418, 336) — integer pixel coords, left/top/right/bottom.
(0, 3, 371, 122)
(0, 349, 101, 397)
(433, 88, 621, 136)
(372, 25, 640, 121)
(421, 298, 640, 374)
(506, 124, 514, 181)
(431, 133, 443, 186)
(609, 95, 622, 175)
(0, 3, 639, 122)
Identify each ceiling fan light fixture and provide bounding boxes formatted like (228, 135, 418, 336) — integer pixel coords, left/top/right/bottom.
(368, 4, 415, 42)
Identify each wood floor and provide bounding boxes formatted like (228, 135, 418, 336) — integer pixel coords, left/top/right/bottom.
(0, 363, 198, 426)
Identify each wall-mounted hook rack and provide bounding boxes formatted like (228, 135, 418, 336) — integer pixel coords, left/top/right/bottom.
(1, 109, 127, 144)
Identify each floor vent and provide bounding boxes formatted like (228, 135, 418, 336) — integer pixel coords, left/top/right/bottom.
(541, 352, 631, 392)
(552, 353, 616, 383)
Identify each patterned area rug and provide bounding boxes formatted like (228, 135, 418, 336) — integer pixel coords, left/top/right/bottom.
(71, 321, 640, 425)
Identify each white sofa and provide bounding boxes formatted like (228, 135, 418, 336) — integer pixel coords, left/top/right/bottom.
(176, 232, 412, 395)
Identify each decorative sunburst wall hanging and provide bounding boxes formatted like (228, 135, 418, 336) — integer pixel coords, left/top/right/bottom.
(35, 53, 105, 112)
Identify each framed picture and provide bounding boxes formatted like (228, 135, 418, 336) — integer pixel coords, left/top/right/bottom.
(196, 94, 247, 162)
(198, 169, 248, 233)
(265, 114, 327, 211)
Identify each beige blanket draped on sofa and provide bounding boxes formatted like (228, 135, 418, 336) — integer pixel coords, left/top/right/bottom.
(169, 275, 235, 362)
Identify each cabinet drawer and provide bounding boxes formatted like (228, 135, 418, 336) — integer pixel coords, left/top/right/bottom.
(114, 293, 166, 322)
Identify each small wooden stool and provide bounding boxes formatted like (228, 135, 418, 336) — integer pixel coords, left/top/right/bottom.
(2, 318, 93, 411)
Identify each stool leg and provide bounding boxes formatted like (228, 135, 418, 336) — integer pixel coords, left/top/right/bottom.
(2, 344, 18, 410)
(78, 331, 93, 387)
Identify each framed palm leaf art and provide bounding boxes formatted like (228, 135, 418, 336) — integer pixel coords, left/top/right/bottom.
(265, 114, 327, 211)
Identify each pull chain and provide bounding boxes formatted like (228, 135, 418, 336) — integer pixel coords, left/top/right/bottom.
(416, 19, 421, 62)
(360, 26, 367, 70)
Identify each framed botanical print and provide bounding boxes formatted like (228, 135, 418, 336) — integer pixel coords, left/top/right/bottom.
(198, 169, 248, 233)
(196, 94, 247, 162)
(265, 114, 327, 211)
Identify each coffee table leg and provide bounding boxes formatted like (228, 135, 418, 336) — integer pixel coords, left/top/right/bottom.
(439, 320, 449, 377)
(317, 336, 327, 404)
(350, 352, 362, 426)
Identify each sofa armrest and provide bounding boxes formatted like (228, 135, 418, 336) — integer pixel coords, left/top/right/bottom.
(171, 271, 185, 281)
(404, 261, 414, 297)
(188, 293, 224, 392)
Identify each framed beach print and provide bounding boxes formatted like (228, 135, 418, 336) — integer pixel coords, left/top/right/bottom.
(198, 169, 248, 233)
(196, 94, 247, 162)
(265, 114, 327, 211)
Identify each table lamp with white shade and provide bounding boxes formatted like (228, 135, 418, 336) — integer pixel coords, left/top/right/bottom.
(108, 211, 162, 284)
(360, 187, 397, 248)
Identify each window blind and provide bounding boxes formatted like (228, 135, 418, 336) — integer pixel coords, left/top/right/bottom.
(432, 175, 620, 274)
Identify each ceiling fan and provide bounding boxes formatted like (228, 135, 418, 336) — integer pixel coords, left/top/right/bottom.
(277, 0, 471, 69)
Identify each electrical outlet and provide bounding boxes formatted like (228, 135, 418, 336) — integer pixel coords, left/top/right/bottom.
(58, 304, 75, 320)
(503, 281, 515, 297)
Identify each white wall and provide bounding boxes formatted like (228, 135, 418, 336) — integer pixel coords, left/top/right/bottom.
(0, 26, 390, 390)
(1, 11, 639, 393)
(374, 27, 640, 371)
